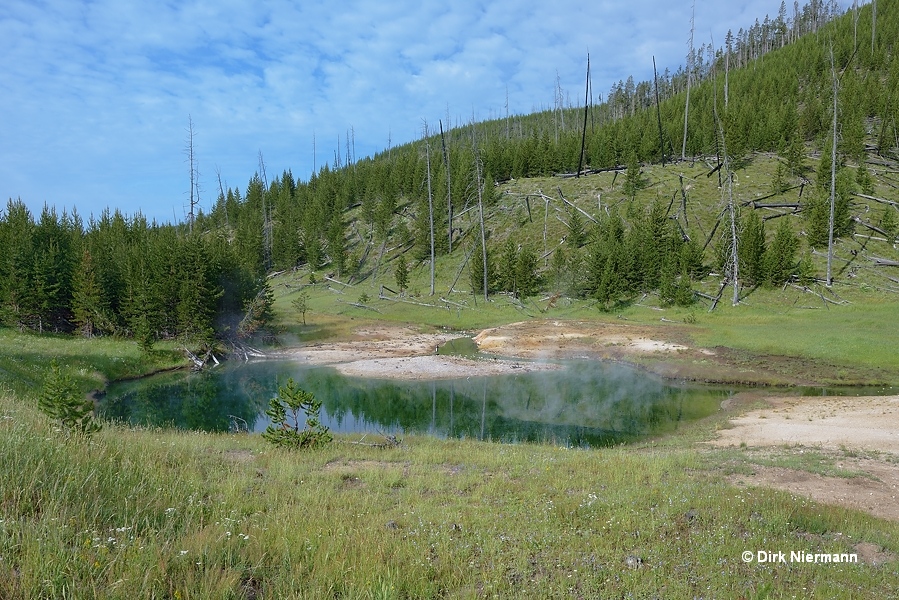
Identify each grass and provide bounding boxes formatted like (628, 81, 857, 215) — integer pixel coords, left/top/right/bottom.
(3, 390, 899, 599)
(1, 335, 898, 598)
(0, 329, 185, 398)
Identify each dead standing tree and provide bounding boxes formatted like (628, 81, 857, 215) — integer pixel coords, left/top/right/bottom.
(422, 121, 436, 296)
(185, 115, 200, 233)
(827, 42, 839, 287)
(653, 56, 666, 167)
(475, 152, 489, 302)
(577, 53, 591, 177)
(439, 120, 453, 253)
(709, 62, 739, 310)
(258, 151, 273, 273)
(682, 1, 696, 161)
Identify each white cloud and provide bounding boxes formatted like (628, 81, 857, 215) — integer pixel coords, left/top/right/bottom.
(0, 0, 854, 222)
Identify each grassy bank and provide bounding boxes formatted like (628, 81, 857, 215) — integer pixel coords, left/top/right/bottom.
(0, 329, 186, 399)
(1, 332, 898, 598)
(3, 390, 899, 599)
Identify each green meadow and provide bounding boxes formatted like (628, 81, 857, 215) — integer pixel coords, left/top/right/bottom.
(1, 312, 898, 598)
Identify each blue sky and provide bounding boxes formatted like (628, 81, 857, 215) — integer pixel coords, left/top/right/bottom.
(1, 0, 852, 224)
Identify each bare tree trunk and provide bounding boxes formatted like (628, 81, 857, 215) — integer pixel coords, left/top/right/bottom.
(186, 115, 199, 233)
(826, 43, 838, 287)
(577, 54, 590, 176)
(653, 56, 665, 166)
(682, 1, 695, 160)
(712, 59, 738, 307)
(424, 126, 436, 296)
(728, 170, 739, 306)
(439, 120, 452, 253)
(215, 166, 228, 228)
(724, 40, 730, 109)
(475, 153, 488, 301)
(258, 151, 272, 272)
(872, 0, 877, 54)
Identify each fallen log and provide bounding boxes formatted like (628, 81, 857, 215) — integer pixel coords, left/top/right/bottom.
(183, 348, 205, 369)
(762, 211, 800, 221)
(751, 202, 801, 209)
(325, 276, 353, 287)
(851, 192, 899, 208)
(852, 215, 892, 237)
(870, 256, 899, 267)
(438, 297, 468, 309)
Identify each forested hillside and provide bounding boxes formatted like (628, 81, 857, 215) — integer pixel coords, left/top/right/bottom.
(1, 0, 897, 347)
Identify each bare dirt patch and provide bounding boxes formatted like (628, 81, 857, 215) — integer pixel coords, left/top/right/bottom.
(712, 394, 899, 522)
(727, 461, 899, 522)
(710, 395, 899, 454)
(472, 320, 695, 360)
(278, 323, 561, 380)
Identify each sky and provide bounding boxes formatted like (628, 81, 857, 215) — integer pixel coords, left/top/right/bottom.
(1, 0, 853, 224)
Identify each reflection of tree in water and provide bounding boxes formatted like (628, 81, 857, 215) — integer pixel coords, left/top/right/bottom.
(100, 361, 728, 445)
(99, 369, 265, 432)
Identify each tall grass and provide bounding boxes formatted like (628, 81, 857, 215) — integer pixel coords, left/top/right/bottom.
(2, 388, 897, 598)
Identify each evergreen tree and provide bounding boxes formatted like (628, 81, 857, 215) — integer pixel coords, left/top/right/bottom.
(498, 238, 518, 294)
(550, 247, 568, 292)
(738, 210, 766, 286)
(262, 378, 331, 450)
(469, 238, 493, 295)
(623, 152, 643, 198)
(567, 209, 587, 249)
(394, 254, 409, 292)
(856, 164, 874, 195)
(514, 245, 539, 299)
(0, 199, 36, 328)
(71, 248, 105, 337)
(764, 217, 799, 286)
(291, 291, 311, 326)
(785, 134, 806, 177)
(879, 207, 898, 240)
(39, 360, 101, 436)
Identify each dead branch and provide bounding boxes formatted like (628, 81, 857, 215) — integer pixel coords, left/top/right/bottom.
(851, 215, 892, 237)
(851, 192, 899, 208)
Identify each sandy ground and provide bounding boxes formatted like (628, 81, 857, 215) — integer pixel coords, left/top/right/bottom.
(278, 324, 559, 380)
(711, 394, 899, 523)
(472, 320, 696, 360)
(279, 320, 693, 380)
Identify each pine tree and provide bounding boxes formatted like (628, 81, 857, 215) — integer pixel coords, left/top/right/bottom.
(856, 164, 874, 195)
(763, 217, 799, 286)
(498, 238, 518, 294)
(262, 378, 331, 450)
(550, 247, 568, 292)
(567, 209, 586, 249)
(71, 248, 105, 337)
(394, 254, 409, 292)
(738, 210, 766, 286)
(623, 152, 643, 198)
(469, 238, 493, 295)
(39, 360, 101, 436)
(515, 245, 539, 299)
(879, 207, 898, 240)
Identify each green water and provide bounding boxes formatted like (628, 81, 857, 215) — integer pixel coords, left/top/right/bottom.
(99, 359, 732, 447)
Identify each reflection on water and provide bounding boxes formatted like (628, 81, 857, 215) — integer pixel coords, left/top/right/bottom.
(99, 359, 730, 447)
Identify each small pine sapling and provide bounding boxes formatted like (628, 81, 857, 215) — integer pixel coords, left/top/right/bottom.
(263, 378, 332, 450)
(39, 360, 101, 436)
